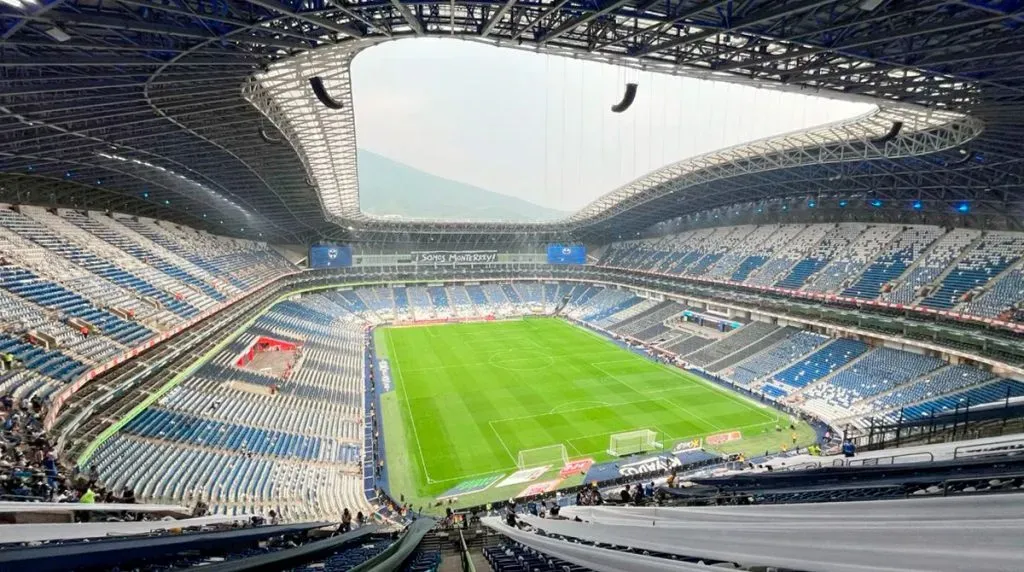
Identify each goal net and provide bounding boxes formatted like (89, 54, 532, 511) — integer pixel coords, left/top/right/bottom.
(517, 444, 568, 469)
(607, 430, 662, 457)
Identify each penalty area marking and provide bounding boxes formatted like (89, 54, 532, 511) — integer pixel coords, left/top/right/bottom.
(549, 401, 610, 415)
(488, 420, 518, 466)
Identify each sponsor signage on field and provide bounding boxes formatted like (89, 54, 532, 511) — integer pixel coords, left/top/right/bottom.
(378, 359, 393, 393)
(618, 454, 682, 477)
(411, 250, 498, 265)
(673, 438, 703, 453)
(437, 474, 504, 500)
(559, 458, 594, 478)
(496, 466, 549, 488)
(517, 479, 563, 498)
(705, 430, 742, 446)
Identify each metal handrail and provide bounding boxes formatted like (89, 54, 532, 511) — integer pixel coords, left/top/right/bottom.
(952, 437, 1024, 459)
(836, 451, 934, 467)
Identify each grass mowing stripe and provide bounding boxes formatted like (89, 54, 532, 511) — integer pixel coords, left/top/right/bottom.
(380, 317, 815, 505)
(386, 329, 433, 484)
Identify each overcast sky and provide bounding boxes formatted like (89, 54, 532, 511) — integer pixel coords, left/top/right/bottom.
(351, 38, 872, 215)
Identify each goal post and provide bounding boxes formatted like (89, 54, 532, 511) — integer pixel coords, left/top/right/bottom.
(607, 429, 662, 457)
(517, 444, 568, 469)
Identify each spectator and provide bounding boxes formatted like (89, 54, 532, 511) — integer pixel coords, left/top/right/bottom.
(619, 486, 631, 503)
(842, 439, 856, 458)
(340, 508, 352, 533)
(121, 488, 136, 504)
(269, 510, 280, 525)
(79, 487, 97, 503)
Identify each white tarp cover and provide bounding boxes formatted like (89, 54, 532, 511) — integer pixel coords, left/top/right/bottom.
(0, 515, 245, 543)
(484, 495, 1024, 572)
(0, 501, 190, 514)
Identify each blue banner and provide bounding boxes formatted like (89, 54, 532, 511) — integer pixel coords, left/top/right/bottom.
(309, 245, 352, 268)
(547, 244, 586, 265)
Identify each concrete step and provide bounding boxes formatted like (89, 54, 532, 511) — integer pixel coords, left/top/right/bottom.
(438, 555, 463, 572)
(471, 550, 495, 572)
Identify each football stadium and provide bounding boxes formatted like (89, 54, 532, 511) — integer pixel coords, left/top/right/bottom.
(2, 1, 1024, 571)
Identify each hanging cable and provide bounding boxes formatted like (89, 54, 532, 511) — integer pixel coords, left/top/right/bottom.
(577, 57, 585, 209)
(543, 53, 550, 208)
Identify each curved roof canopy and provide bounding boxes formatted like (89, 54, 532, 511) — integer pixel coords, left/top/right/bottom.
(1, 0, 1023, 243)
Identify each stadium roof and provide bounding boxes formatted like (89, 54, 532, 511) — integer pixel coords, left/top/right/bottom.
(2, 0, 1023, 244)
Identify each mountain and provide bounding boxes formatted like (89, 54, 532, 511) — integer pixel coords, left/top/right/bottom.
(356, 150, 568, 222)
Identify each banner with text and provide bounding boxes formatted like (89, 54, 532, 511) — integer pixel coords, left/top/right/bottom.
(412, 250, 498, 265)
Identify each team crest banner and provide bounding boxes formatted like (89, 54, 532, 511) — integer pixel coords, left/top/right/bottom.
(411, 250, 498, 265)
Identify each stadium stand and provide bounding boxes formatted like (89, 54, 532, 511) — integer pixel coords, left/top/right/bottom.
(842, 225, 945, 299)
(882, 377, 1024, 422)
(802, 224, 901, 293)
(765, 338, 869, 396)
(851, 364, 996, 418)
(13, 5, 1024, 570)
(800, 348, 948, 420)
(920, 231, 1024, 309)
(745, 224, 833, 287)
(704, 325, 795, 373)
(487, 493, 1024, 572)
(87, 292, 369, 523)
(684, 321, 780, 367)
(596, 223, 1024, 323)
(775, 223, 866, 289)
(593, 295, 655, 328)
(608, 300, 683, 339)
(882, 227, 981, 305)
(961, 267, 1024, 318)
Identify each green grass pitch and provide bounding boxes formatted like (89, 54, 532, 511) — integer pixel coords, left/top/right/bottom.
(377, 317, 809, 506)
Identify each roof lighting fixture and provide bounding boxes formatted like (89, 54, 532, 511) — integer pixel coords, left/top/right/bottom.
(871, 199, 883, 207)
(96, 151, 260, 224)
(0, 0, 26, 8)
(808, 200, 816, 208)
(912, 200, 923, 210)
(44, 26, 71, 42)
(839, 200, 848, 207)
(956, 202, 970, 213)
